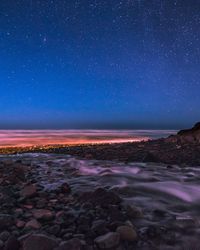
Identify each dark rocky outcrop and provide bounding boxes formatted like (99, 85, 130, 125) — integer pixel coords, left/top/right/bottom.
(178, 122, 200, 135)
(167, 122, 200, 144)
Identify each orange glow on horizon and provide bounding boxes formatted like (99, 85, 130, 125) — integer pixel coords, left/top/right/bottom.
(0, 129, 176, 149)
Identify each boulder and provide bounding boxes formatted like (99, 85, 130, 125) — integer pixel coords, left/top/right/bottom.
(80, 188, 121, 206)
(13, 165, 26, 181)
(125, 205, 143, 218)
(55, 210, 76, 226)
(94, 232, 120, 249)
(0, 214, 13, 230)
(22, 234, 58, 250)
(16, 220, 25, 228)
(57, 238, 82, 250)
(0, 240, 3, 249)
(20, 185, 37, 198)
(116, 225, 137, 241)
(25, 219, 41, 229)
(5, 236, 20, 250)
(33, 209, 54, 221)
(91, 220, 108, 236)
(0, 231, 10, 242)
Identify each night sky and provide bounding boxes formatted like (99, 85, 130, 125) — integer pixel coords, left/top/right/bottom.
(0, 0, 200, 129)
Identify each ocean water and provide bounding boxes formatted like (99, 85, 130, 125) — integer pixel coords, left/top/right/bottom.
(0, 129, 177, 147)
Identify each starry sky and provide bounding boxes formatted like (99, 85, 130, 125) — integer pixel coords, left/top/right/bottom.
(0, 0, 200, 129)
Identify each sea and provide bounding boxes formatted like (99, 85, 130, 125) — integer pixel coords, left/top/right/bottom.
(0, 129, 177, 147)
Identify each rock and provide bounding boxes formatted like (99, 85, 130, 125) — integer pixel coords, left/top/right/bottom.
(178, 122, 200, 135)
(16, 220, 25, 228)
(36, 198, 47, 208)
(125, 205, 143, 218)
(63, 233, 73, 240)
(3, 160, 13, 166)
(47, 225, 61, 236)
(0, 231, 10, 241)
(55, 210, 76, 226)
(108, 221, 124, 231)
(25, 219, 41, 229)
(11, 231, 20, 237)
(108, 205, 125, 221)
(81, 202, 93, 210)
(81, 188, 121, 206)
(94, 232, 120, 249)
(15, 208, 24, 217)
(23, 204, 33, 209)
(77, 224, 90, 234)
(143, 152, 159, 163)
(13, 165, 26, 181)
(117, 225, 137, 241)
(18, 233, 32, 243)
(22, 234, 58, 250)
(91, 220, 108, 236)
(5, 236, 20, 250)
(73, 234, 85, 240)
(20, 185, 37, 198)
(169, 122, 200, 144)
(33, 209, 54, 221)
(0, 240, 3, 249)
(0, 214, 13, 230)
(57, 238, 82, 250)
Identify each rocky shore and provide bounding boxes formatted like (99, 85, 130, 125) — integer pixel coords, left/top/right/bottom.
(0, 152, 200, 250)
(0, 123, 199, 249)
(0, 155, 154, 250)
(0, 156, 133, 250)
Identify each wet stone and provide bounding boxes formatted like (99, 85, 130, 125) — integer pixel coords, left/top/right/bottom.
(0, 214, 13, 230)
(55, 211, 76, 226)
(0, 231, 10, 242)
(108, 205, 126, 221)
(125, 205, 143, 219)
(22, 234, 58, 250)
(5, 236, 20, 250)
(25, 219, 41, 229)
(80, 188, 122, 207)
(0, 240, 3, 249)
(47, 225, 61, 236)
(57, 238, 82, 250)
(16, 220, 25, 228)
(20, 185, 37, 198)
(116, 225, 137, 241)
(35, 198, 47, 208)
(91, 220, 109, 236)
(108, 221, 124, 231)
(33, 209, 54, 221)
(94, 232, 120, 249)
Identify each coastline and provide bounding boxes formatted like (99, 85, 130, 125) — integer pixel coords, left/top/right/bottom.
(1, 137, 199, 166)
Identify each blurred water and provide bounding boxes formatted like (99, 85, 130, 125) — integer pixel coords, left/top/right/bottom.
(1, 152, 200, 248)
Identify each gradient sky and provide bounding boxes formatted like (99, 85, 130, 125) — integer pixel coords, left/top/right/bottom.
(0, 0, 199, 129)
